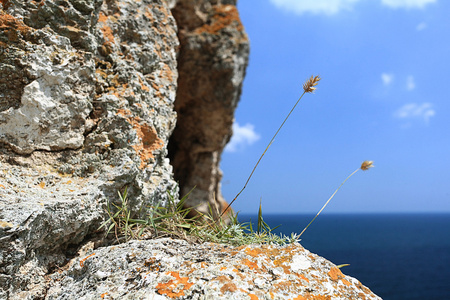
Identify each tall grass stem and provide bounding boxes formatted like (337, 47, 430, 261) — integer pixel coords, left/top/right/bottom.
(220, 91, 308, 218)
(298, 167, 360, 238)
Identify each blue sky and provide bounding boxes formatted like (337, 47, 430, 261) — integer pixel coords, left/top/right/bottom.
(220, 0, 450, 214)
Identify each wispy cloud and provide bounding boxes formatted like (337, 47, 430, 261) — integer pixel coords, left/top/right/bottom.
(381, 0, 437, 9)
(382, 73, 417, 91)
(224, 122, 260, 153)
(381, 73, 394, 86)
(406, 75, 416, 91)
(268, 0, 361, 15)
(416, 22, 427, 31)
(269, 0, 436, 15)
(394, 102, 435, 125)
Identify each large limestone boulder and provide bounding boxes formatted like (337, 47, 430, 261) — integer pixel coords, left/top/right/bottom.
(0, 0, 179, 297)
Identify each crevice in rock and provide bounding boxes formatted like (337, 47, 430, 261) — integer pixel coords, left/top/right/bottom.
(46, 232, 107, 275)
(168, 0, 250, 220)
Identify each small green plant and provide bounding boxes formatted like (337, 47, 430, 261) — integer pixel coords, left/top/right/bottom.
(99, 186, 299, 246)
(98, 187, 137, 243)
(239, 201, 300, 245)
(98, 187, 196, 243)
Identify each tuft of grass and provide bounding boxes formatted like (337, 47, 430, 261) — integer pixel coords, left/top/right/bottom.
(99, 187, 299, 246)
(98, 187, 137, 244)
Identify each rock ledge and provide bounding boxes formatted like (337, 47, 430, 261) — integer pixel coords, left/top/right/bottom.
(45, 238, 381, 300)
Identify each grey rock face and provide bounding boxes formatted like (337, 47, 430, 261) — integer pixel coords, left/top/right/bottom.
(0, 36, 93, 154)
(0, 1, 179, 297)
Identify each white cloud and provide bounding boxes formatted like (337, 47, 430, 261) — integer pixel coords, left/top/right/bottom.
(381, 74, 417, 90)
(406, 75, 415, 91)
(269, 0, 436, 15)
(381, 73, 394, 86)
(394, 102, 435, 124)
(269, 0, 361, 15)
(381, 0, 437, 9)
(224, 122, 260, 152)
(416, 22, 427, 31)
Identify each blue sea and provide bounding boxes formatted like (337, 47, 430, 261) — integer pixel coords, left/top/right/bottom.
(237, 213, 450, 300)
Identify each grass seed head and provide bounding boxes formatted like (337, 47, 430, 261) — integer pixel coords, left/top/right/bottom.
(361, 160, 374, 171)
(303, 75, 321, 93)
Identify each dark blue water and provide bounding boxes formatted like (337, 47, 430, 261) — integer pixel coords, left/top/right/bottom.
(237, 213, 450, 300)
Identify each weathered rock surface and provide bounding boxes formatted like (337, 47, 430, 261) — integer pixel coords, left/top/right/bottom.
(45, 238, 381, 300)
(169, 0, 249, 219)
(1, 0, 179, 297)
(0, 0, 382, 299)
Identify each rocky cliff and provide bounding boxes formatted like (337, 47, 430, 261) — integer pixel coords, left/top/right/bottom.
(0, 0, 381, 299)
(169, 0, 249, 219)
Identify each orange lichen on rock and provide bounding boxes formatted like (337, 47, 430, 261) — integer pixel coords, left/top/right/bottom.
(158, 64, 175, 83)
(341, 278, 352, 286)
(213, 275, 232, 283)
(116, 108, 132, 118)
(195, 5, 243, 35)
(116, 109, 164, 169)
(272, 280, 294, 293)
(248, 294, 259, 300)
(328, 267, 344, 281)
(79, 253, 95, 267)
(355, 280, 375, 296)
(150, 82, 164, 100)
(144, 3, 169, 25)
(220, 282, 237, 293)
(0, 11, 34, 42)
(130, 121, 164, 168)
(242, 258, 258, 270)
(98, 12, 115, 47)
(156, 271, 194, 298)
(299, 274, 310, 283)
(138, 76, 150, 92)
(272, 248, 295, 274)
(245, 247, 264, 257)
(212, 274, 239, 294)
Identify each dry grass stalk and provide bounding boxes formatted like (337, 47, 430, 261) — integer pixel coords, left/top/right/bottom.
(219, 75, 321, 220)
(298, 161, 374, 238)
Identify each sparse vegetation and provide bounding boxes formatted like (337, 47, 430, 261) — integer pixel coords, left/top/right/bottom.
(99, 75, 373, 246)
(99, 187, 300, 246)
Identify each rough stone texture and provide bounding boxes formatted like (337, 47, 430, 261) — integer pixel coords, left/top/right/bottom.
(0, 1, 382, 299)
(168, 0, 249, 219)
(44, 238, 382, 300)
(0, 0, 179, 298)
